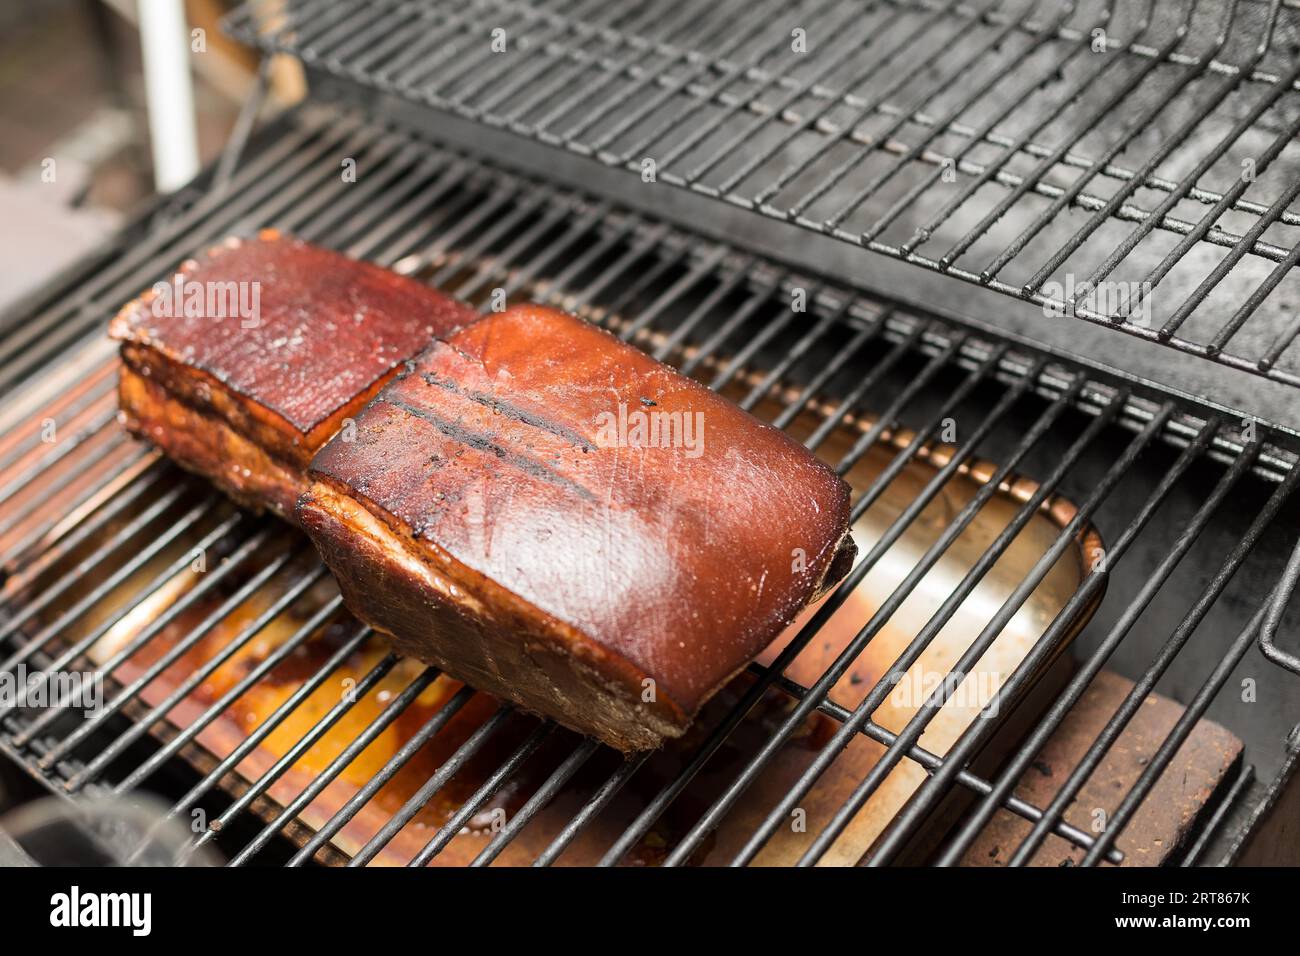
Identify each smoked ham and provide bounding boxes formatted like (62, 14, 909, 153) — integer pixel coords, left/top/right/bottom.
(109, 231, 477, 520)
(298, 305, 855, 750)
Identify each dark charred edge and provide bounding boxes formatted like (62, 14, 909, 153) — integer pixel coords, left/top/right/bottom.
(379, 397, 598, 503)
(814, 531, 858, 600)
(419, 370, 595, 451)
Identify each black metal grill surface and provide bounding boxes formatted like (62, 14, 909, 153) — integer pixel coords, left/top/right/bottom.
(0, 101, 1296, 865)
(223, 0, 1300, 389)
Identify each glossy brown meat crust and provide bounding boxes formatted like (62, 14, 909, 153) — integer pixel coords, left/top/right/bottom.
(299, 305, 855, 750)
(110, 231, 478, 518)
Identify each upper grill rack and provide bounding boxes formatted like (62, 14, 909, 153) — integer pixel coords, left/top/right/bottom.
(225, 0, 1300, 388)
(0, 102, 1297, 867)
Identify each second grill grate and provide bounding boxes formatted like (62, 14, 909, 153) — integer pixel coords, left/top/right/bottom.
(224, 0, 1300, 386)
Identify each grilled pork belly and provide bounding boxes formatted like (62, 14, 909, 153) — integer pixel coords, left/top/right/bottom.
(110, 231, 477, 520)
(298, 305, 855, 751)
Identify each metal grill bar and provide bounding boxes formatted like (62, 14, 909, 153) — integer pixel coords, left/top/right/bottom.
(863, 412, 1223, 864)
(934, 421, 1253, 862)
(0, 447, 153, 571)
(750, 662, 1123, 856)
(113, 565, 332, 797)
(53, 546, 307, 780)
(11, 527, 289, 749)
(346, 704, 517, 866)
(1078, 597, 1273, 865)
(1259, 537, 1300, 673)
(285, 683, 479, 865)
(0, 492, 225, 669)
(667, 388, 1140, 866)
(0, 364, 117, 471)
(227, 663, 445, 866)
(0, 102, 1296, 869)
(532, 751, 649, 866)
(72, 587, 346, 795)
(1, 459, 170, 584)
(407, 721, 556, 867)
(843, 408, 1169, 864)
(471, 737, 600, 866)
(1000, 462, 1300, 864)
(186, 632, 389, 859)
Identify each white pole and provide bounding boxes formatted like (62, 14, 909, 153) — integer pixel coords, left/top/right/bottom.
(138, 0, 200, 193)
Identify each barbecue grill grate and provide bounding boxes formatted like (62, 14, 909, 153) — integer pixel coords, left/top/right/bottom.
(222, 0, 1300, 389)
(0, 101, 1297, 866)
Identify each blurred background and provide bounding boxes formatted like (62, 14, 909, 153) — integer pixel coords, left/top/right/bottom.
(0, 0, 299, 314)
